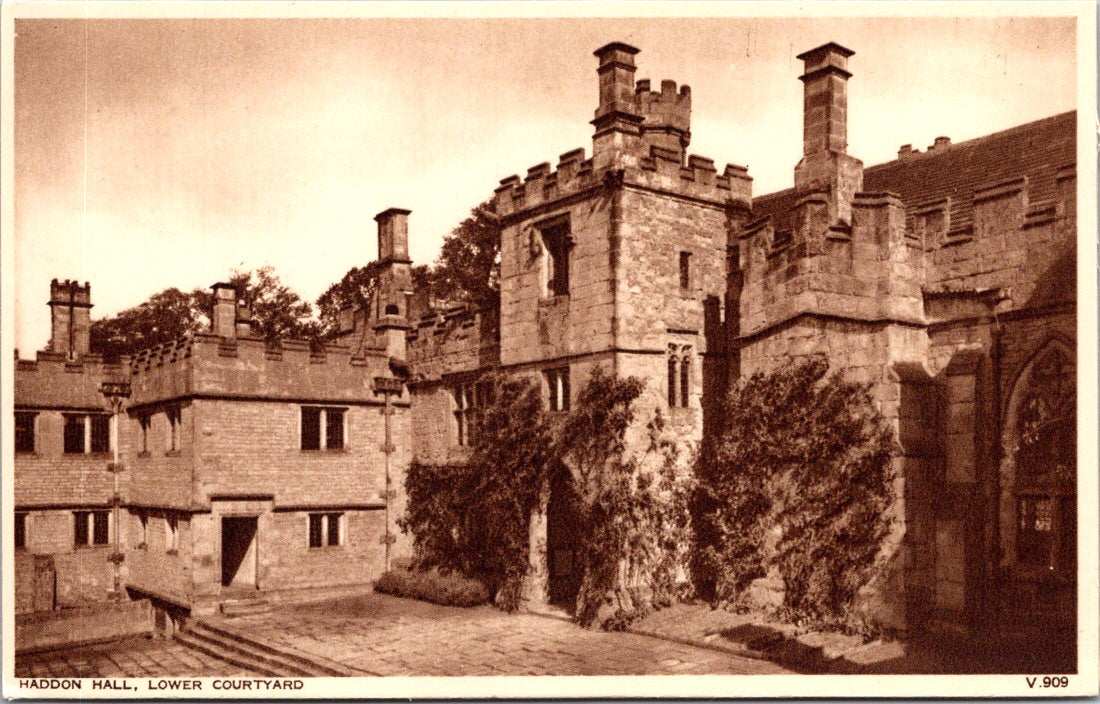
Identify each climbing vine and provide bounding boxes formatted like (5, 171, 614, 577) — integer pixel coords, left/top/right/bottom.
(401, 366, 692, 628)
(692, 357, 896, 630)
(557, 368, 693, 628)
(400, 372, 554, 610)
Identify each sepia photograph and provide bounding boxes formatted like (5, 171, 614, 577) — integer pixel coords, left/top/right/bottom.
(2, 2, 1096, 699)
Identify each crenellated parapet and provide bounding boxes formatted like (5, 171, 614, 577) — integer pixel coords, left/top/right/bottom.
(735, 189, 925, 338)
(492, 145, 752, 219)
(128, 333, 396, 409)
(15, 349, 130, 409)
(406, 305, 500, 384)
(635, 78, 691, 154)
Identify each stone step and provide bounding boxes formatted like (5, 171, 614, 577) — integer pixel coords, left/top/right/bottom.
(180, 621, 321, 677)
(219, 598, 272, 618)
(188, 618, 357, 677)
(173, 629, 287, 677)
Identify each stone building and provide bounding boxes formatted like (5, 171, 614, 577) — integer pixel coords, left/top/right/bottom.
(14, 212, 413, 625)
(13, 41, 1076, 640)
(403, 41, 1076, 636)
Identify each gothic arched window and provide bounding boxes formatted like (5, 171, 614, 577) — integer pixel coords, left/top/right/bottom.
(1013, 346, 1076, 571)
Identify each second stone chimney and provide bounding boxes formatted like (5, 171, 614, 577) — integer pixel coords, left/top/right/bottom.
(48, 279, 92, 359)
(793, 42, 863, 224)
(372, 208, 413, 360)
(210, 282, 239, 339)
(591, 42, 644, 169)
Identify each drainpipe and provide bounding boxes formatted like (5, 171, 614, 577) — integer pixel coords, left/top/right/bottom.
(100, 381, 131, 601)
(374, 376, 402, 572)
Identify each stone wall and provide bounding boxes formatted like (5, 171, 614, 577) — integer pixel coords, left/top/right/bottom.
(16, 599, 153, 654)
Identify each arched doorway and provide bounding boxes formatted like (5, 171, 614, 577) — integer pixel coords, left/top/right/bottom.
(996, 339, 1076, 628)
(546, 465, 582, 611)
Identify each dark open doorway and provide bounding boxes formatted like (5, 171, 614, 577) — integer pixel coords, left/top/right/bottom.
(221, 516, 258, 588)
(547, 466, 582, 611)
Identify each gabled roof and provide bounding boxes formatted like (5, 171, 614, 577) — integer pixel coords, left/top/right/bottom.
(752, 111, 1076, 228)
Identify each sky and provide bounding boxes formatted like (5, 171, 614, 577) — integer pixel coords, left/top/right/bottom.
(11, 14, 1077, 353)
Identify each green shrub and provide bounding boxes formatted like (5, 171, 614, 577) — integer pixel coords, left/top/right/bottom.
(373, 567, 490, 607)
(692, 356, 896, 630)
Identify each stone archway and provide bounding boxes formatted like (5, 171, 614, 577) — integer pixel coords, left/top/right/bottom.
(546, 464, 583, 611)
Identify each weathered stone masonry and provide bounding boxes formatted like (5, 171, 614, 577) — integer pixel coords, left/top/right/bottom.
(14, 41, 1076, 641)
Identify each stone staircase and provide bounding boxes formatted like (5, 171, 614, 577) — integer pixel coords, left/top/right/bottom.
(175, 618, 357, 677)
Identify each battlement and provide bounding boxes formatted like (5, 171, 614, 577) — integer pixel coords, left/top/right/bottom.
(49, 279, 92, 307)
(16, 349, 128, 376)
(127, 332, 396, 408)
(14, 349, 129, 410)
(635, 78, 691, 135)
(491, 147, 600, 216)
(492, 144, 751, 218)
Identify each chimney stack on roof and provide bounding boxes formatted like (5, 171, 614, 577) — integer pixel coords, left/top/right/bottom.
(210, 282, 239, 339)
(48, 279, 93, 359)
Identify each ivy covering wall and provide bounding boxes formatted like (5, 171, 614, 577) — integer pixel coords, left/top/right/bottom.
(401, 368, 691, 627)
(691, 357, 897, 631)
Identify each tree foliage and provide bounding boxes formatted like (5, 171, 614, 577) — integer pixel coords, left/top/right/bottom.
(88, 287, 206, 361)
(691, 357, 896, 630)
(90, 265, 319, 358)
(558, 368, 693, 628)
(429, 204, 500, 309)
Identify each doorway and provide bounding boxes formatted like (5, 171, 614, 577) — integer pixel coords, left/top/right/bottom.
(546, 467, 582, 610)
(221, 516, 258, 589)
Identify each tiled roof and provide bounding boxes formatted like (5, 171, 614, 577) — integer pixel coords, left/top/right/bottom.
(751, 111, 1076, 230)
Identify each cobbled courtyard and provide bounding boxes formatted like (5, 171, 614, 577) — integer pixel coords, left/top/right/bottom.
(17, 594, 792, 677)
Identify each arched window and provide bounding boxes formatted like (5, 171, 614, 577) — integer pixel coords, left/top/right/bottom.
(680, 357, 691, 407)
(1009, 344, 1076, 572)
(667, 354, 678, 408)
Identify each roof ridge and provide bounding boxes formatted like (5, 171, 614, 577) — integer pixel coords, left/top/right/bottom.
(865, 110, 1076, 173)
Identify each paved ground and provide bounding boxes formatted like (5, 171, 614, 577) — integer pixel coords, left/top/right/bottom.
(15, 636, 261, 678)
(15, 595, 791, 677)
(221, 594, 792, 676)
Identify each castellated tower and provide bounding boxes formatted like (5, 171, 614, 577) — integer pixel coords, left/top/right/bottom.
(491, 42, 753, 450)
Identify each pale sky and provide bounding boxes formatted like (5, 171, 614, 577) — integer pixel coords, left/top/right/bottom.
(12, 15, 1076, 353)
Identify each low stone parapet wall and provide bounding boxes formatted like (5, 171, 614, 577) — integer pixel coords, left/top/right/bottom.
(15, 599, 154, 654)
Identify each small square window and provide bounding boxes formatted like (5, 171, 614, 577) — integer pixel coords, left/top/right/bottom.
(15, 412, 36, 453)
(63, 414, 85, 454)
(138, 415, 151, 454)
(74, 510, 109, 547)
(15, 512, 27, 550)
(90, 414, 110, 453)
(301, 407, 346, 450)
(166, 406, 182, 452)
(308, 512, 342, 548)
(542, 223, 572, 297)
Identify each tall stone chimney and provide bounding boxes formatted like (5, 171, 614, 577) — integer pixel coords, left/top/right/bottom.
(48, 279, 92, 359)
(372, 208, 412, 359)
(210, 282, 239, 339)
(591, 42, 643, 169)
(376, 207, 411, 264)
(793, 42, 863, 224)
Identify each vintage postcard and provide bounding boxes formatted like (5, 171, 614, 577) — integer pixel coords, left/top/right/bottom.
(2, 1, 1097, 699)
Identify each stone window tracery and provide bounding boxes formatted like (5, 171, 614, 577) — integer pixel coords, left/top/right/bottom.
(1010, 345, 1076, 572)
